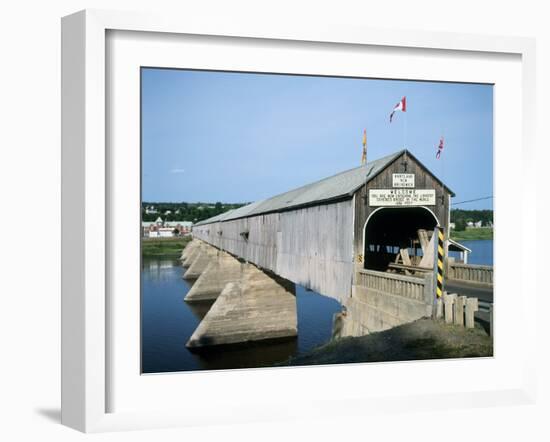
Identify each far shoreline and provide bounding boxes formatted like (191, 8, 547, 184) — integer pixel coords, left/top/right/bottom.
(450, 227, 493, 242)
(141, 236, 191, 258)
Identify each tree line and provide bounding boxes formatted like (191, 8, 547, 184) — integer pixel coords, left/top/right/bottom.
(450, 209, 493, 231)
(142, 202, 493, 231)
(141, 201, 248, 223)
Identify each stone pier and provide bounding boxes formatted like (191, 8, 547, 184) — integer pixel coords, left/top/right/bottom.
(182, 242, 204, 268)
(182, 245, 217, 280)
(180, 239, 200, 263)
(186, 265, 297, 348)
(185, 252, 244, 302)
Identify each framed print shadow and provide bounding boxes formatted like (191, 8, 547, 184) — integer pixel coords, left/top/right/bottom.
(61, 9, 537, 433)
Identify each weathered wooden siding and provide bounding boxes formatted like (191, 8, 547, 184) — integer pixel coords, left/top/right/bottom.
(353, 151, 451, 259)
(193, 199, 354, 303)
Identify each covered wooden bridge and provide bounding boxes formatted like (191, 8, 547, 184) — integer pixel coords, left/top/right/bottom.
(186, 149, 485, 345)
(193, 149, 452, 302)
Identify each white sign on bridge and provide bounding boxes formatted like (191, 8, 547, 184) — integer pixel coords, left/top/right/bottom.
(369, 189, 436, 206)
(392, 173, 415, 188)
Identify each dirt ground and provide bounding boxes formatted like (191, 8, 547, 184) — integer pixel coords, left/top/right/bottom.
(284, 318, 493, 367)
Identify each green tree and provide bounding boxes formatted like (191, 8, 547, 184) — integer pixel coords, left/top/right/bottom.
(454, 219, 467, 231)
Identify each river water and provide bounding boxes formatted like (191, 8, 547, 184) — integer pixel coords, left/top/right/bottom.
(141, 257, 341, 373)
(449, 239, 493, 266)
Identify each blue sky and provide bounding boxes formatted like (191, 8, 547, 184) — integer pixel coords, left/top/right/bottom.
(141, 68, 493, 209)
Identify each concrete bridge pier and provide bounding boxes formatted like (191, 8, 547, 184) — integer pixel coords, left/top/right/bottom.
(186, 264, 297, 348)
(180, 239, 200, 264)
(184, 252, 244, 302)
(182, 242, 204, 268)
(182, 244, 217, 280)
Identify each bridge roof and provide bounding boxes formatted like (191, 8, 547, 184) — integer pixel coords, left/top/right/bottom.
(195, 150, 404, 226)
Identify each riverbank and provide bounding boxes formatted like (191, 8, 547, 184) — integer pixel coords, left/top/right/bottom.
(450, 227, 493, 241)
(283, 318, 492, 366)
(141, 236, 192, 258)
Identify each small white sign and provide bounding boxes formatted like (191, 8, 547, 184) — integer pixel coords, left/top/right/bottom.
(369, 189, 436, 206)
(392, 173, 415, 188)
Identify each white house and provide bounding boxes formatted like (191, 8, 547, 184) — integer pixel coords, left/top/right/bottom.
(142, 218, 193, 237)
(157, 227, 174, 238)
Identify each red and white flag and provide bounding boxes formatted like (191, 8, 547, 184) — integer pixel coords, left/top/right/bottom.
(436, 136, 444, 159)
(389, 96, 406, 123)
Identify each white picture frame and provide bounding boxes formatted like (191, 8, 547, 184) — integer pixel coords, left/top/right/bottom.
(61, 9, 537, 433)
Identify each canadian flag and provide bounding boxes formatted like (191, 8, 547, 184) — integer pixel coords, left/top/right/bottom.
(389, 96, 406, 123)
(436, 136, 444, 159)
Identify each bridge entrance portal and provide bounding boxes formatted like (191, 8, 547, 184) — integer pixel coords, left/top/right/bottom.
(362, 207, 439, 271)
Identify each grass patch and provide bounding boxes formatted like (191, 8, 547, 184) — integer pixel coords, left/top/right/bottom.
(282, 318, 492, 367)
(141, 236, 192, 258)
(450, 227, 493, 241)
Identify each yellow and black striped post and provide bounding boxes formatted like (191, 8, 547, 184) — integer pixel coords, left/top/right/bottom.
(436, 227, 445, 298)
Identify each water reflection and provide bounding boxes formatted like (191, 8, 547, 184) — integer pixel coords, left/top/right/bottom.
(192, 338, 299, 371)
(141, 258, 180, 280)
(141, 257, 340, 373)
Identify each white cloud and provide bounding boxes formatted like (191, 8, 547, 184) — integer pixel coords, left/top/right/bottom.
(170, 168, 186, 174)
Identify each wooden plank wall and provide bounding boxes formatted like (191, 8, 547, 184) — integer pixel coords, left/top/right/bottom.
(192, 199, 354, 303)
(353, 151, 451, 261)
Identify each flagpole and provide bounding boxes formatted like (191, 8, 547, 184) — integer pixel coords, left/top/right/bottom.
(438, 130, 445, 187)
(441, 124, 445, 183)
(403, 95, 407, 149)
(404, 111, 407, 149)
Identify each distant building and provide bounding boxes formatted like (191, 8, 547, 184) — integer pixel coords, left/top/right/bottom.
(145, 206, 158, 215)
(156, 227, 175, 238)
(449, 222, 456, 230)
(165, 221, 193, 234)
(142, 218, 193, 237)
(464, 220, 486, 229)
(141, 221, 156, 237)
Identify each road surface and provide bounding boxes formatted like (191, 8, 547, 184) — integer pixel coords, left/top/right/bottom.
(445, 279, 493, 303)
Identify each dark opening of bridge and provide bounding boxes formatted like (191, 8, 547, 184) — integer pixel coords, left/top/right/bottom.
(363, 207, 439, 271)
